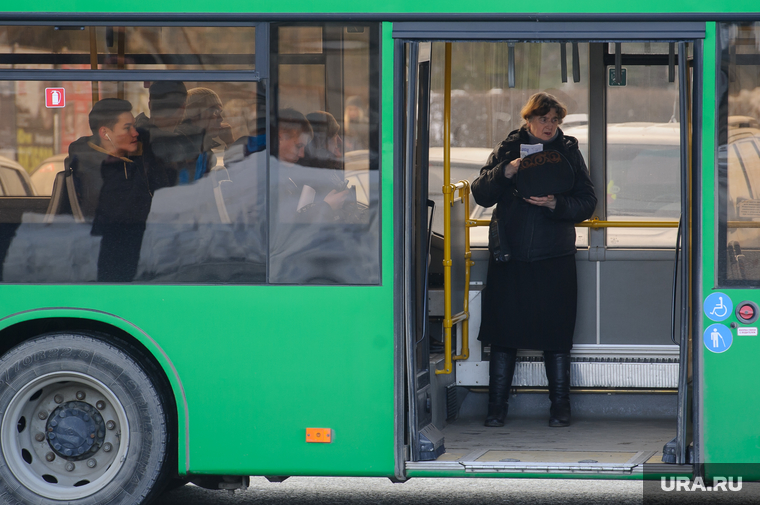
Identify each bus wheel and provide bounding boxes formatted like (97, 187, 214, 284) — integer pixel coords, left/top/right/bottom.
(0, 332, 170, 505)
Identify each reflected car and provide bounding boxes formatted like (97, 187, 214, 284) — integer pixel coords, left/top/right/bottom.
(428, 146, 590, 248)
(724, 123, 760, 279)
(0, 155, 36, 196)
(29, 153, 67, 196)
(729, 116, 760, 130)
(427, 147, 492, 245)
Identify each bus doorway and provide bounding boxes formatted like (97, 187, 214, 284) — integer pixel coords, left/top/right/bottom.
(399, 25, 702, 475)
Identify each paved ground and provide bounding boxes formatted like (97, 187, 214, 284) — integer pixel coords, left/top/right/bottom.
(158, 476, 644, 505)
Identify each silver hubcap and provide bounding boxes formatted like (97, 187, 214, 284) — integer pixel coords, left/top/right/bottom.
(1, 372, 129, 500)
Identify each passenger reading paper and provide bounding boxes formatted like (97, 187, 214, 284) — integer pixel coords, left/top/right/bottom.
(472, 92, 596, 428)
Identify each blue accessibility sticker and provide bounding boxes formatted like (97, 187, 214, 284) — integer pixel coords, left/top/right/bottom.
(704, 323, 733, 353)
(704, 292, 733, 322)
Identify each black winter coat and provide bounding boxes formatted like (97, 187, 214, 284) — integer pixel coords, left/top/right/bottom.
(65, 136, 169, 234)
(472, 127, 597, 261)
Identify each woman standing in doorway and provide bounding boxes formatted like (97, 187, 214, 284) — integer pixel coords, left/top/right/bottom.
(472, 92, 597, 428)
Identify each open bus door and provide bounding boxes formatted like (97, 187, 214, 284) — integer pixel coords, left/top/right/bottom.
(397, 23, 703, 475)
(403, 42, 444, 461)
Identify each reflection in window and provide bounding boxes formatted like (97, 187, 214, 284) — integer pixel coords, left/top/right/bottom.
(604, 64, 682, 248)
(0, 26, 256, 70)
(270, 24, 379, 284)
(278, 26, 323, 54)
(607, 42, 688, 56)
(0, 79, 267, 283)
(427, 42, 590, 248)
(719, 23, 760, 285)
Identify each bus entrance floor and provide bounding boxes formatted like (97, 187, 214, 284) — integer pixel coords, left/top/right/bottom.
(436, 389, 677, 466)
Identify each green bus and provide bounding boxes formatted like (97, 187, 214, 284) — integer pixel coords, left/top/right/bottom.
(0, 2, 759, 503)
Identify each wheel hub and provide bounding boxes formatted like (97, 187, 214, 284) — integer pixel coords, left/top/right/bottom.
(46, 401, 105, 460)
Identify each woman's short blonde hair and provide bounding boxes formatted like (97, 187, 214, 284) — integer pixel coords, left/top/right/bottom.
(520, 92, 568, 123)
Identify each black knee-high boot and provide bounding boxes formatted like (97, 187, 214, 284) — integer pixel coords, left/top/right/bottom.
(545, 351, 571, 427)
(484, 346, 517, 427)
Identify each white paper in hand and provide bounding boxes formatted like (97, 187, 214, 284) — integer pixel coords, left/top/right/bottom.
(520, 143, 543, 159)
(296, 185, 317, 211)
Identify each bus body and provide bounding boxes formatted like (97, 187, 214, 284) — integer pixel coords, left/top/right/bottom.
(0, 2, 758, 503)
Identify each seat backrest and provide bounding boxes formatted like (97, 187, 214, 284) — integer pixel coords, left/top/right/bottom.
(44, 170, 85, 223)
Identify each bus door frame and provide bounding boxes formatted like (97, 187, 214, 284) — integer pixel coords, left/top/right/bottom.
(393, 19, 704, 469)
(399, 40, 444, 464)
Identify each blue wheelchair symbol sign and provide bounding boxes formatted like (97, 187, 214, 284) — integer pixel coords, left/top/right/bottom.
(704, 324, 733, 353)
(704, 292, 733, 322)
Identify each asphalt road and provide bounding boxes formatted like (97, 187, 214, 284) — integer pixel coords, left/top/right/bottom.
(157, 476, 644, 505)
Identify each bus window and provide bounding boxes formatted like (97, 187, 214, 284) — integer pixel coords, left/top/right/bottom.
(426, 42, 591, 248)
(0, 26, 256, 71)
(718, 22, 760, 285)
(604, 62, 682, 248)
(0, 79, 266, 283)
(0, 23, 271, 283)
(269, 24, 380, 285)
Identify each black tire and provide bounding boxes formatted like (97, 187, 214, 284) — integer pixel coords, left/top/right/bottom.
(0, 332, 171, 505)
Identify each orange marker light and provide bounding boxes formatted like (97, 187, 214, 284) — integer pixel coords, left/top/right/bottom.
(306, 428, 332, 443)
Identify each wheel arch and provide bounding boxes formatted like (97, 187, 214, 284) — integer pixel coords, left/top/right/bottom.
(0, 308, 189, 476)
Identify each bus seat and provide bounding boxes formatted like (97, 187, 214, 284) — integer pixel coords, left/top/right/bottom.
(44, 170, 85, 224)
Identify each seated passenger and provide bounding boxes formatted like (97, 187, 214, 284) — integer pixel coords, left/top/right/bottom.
(136, 106, 265, 282)
(273, 109, 349, 221)
(177, 87, 235, 183)
(65, 98, 169, 281)
(135, 81, 195, 186)
(270, 108, 373, 284)
(295, 111, 352, 220)
(303, 111, 343, 170)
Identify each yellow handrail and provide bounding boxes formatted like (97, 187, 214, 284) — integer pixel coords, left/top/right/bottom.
(578, 218, 679, 229)
(437, 43, 474, 375)
(440, 200, 686, 375)
(470, 218, 680, 229)
(437, 180, 473, 375)
(727, 221, 760, 228)
(453, 182, 473, 364)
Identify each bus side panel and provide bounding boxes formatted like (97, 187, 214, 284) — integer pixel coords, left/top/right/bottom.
(0, 284, 396, 477)
(701, 22, 760, 478)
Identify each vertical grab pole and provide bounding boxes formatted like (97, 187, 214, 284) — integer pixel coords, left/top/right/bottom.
(89, 27, 99, 104)
(453, 181, 472, 362)
(117, 27, 126, 99)
(437, 42, 454, 375)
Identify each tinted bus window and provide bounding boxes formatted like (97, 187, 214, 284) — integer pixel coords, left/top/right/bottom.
(0, 22, 380, 285)
(269, 24, 380, 284)
(0, 78, 266, 283)
(0, 26, 256, 70)
(718, 22, 760, 285)
(605, 59, 681, 248)
(426, 41, 591, 248)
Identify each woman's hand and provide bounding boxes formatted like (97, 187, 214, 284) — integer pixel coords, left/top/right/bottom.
(525, 195, 557, 210)
(324, 188, 350, 211)
(503, 158, 520, 178)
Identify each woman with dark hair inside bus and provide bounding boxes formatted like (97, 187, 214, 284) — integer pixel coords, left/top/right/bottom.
(297, 111, 352, 218)
(472, 92, 597, 428)
(303, 111, 343, 170)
